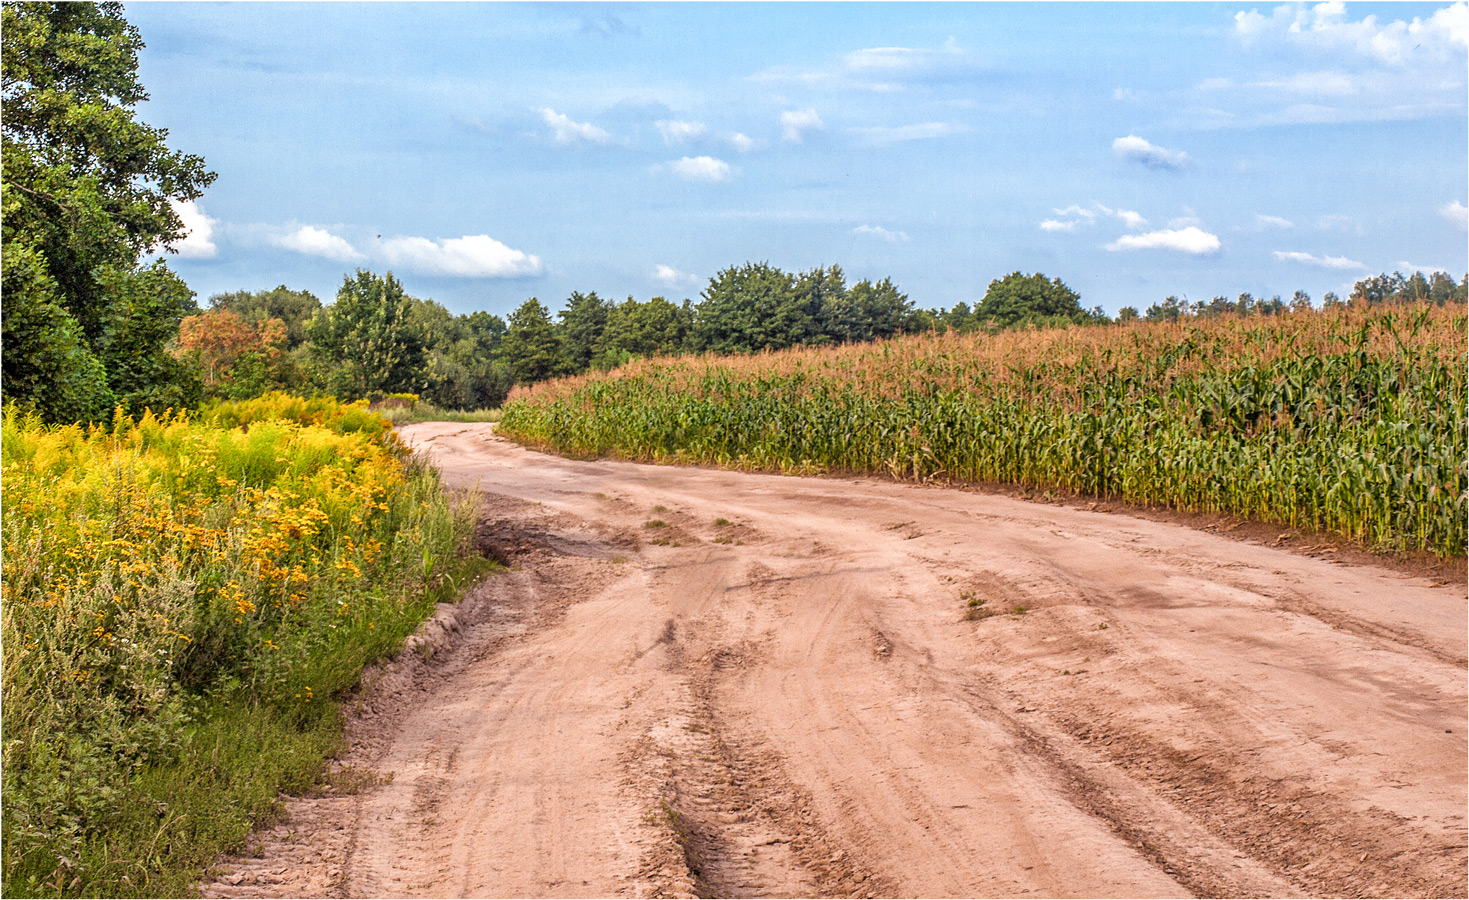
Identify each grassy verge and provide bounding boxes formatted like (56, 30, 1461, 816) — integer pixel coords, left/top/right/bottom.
(373, 400, 501, 426)
(501, 303, 1465, 557)
(1, 393, 489, 897)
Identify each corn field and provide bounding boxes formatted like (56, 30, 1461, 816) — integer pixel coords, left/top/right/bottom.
(501, 303, 1466, 557)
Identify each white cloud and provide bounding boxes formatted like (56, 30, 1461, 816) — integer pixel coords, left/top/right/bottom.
(169, 199, 218, 259)
(1272, 250, 1365, 270)
(1441, 200, 1469, 231)
(272, 225, 363, 263)
(1107, 226, 1221, 255)
(1256, 214, 1295, 229)
(379, 234, 542, 278)
(852, 224, 909, 242)
(1039, 219, 1079, 233)
(1092, 204, 1145, 230)
(1112, 135, 1189, 170)
(653, 264, 699, 287)
(537, 107, 613, 144)
(655, 119, 706, 144)
(667, 155, 733, 182)
(851, 121, 965, 145)
(1046, 202, 1145, 233)
(728, 132, 756, 153)
(780, 108, 824, 143)
(1234, 1, 1469, 65)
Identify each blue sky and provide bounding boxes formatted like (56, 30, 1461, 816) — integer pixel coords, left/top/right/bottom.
(129, 1, 1469, 318)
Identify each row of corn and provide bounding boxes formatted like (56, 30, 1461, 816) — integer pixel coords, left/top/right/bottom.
(501, 303, 1465, 557)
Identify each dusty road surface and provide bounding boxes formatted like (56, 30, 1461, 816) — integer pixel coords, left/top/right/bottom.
(202, 422, 1467, 900)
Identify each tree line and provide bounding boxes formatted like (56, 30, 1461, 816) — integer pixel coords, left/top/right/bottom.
(171, 266, 1112, 411)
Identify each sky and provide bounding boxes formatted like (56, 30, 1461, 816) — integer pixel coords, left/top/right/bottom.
(127, 1, 1469, 318)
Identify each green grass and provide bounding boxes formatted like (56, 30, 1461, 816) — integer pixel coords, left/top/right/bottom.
(375, 403, 501, 425)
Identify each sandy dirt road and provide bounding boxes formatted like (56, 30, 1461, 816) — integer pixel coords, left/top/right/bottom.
(202, 422, 1466, 899)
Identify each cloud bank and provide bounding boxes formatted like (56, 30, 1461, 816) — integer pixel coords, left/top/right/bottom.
(1234, 1, 1469, 65)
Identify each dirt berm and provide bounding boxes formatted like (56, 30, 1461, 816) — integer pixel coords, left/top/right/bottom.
(201, 422, 1467, 899)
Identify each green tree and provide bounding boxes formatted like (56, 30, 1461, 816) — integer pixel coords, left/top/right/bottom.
(557, 290, 610, 374)
(503, 298, 565, 384)
(593, 296, 692, 368)
(693, 262, 813, 353)
(2, 1, 215, 421)
(1145, 295, 1188, 322)
(407, 299, 513, 409)
(209, 285, 322, 348)
(975, 272, 1085, 328)
(827, 276, 915, 342)
(306, 270, 425, 400)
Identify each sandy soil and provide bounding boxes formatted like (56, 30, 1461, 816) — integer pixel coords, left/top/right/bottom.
(200, 422, 1467, 899)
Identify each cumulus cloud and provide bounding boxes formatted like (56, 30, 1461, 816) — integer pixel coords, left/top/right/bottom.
(379, 234, 542, 278)
(1112, 135, 1189, 170)
(666, 156, 733, 182)
(852, 224, 909, 242)
(1272, 250, 1365, 269)
(1441, 200, 1469, 230)
(169, 199, 218, 259)
(653, 264, 700, 288)
(655, 119, 707, 144)
(728, 132, 756, 152)
(851, 121, 965, 145)
(1234, 0, 1469, 65)
(1107, 226, 1221, 255)
(1256, 214, 1295, 229)
(780, 108, 824, 143)
(537, 107, 613, 144)
(271, 225, 363, 263)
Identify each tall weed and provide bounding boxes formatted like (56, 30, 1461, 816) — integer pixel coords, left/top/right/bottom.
(1, 394, 481, 897)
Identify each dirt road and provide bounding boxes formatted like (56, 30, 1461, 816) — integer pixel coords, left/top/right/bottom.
(202, 422, 1467, 899)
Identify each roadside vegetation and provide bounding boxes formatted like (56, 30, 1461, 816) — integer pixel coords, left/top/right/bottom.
(0, 394, 485, 897)
(501, 302, 1466, 558)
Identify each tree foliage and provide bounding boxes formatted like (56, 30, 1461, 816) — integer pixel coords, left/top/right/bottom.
(503, 298, 565, 384)
(305, 270, 425, 400)
(975, 272, 1090, 328)
(1, 1, 215, 421)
